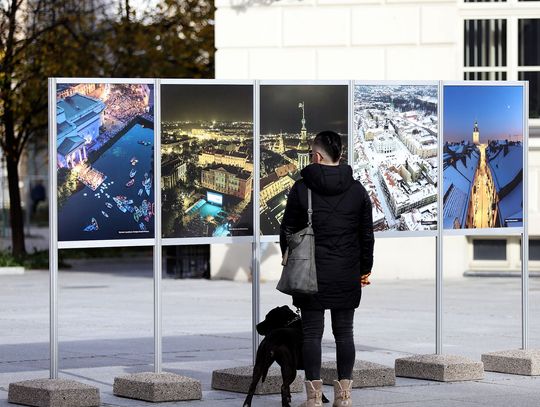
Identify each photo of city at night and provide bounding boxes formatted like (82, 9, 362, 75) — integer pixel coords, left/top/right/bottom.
(353, 84, 439, 232)
(260, 84, 348, 236)
(56, 82, 155, 241)
(443, 85, 524, 229)
(161, 84, 253, 238)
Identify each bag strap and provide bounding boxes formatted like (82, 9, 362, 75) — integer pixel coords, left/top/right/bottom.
(307, 188, 313, 226)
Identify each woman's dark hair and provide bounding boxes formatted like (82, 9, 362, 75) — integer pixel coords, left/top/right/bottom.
(312, 130, 342, 163)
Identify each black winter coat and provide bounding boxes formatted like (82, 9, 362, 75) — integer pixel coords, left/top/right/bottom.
(279, 163, 375, 310)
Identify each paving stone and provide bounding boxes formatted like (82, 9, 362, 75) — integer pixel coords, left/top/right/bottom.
(482, 349, 540, 376)
(320, 360, 395, 387)
(113, 372, 201, 402)
(8, 379, 100, 407)
(395, 354, 484, 382)
(211, 365, 304, 394)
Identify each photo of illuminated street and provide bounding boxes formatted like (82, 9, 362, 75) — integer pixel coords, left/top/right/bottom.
(443, 85, 524, 229)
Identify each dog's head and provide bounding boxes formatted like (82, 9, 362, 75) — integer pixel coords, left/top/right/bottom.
(256, 305, 299, 336)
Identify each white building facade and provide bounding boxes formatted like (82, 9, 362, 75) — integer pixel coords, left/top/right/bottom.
(212, 0, 540, 281)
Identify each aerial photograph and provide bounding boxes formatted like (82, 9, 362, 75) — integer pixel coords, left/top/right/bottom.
(259, 84, 348, 236)
(443, 85, 523, 229)
(353, 84, 439, 232)
(161, 84, 254, 238)
(56, 82, 155, 241)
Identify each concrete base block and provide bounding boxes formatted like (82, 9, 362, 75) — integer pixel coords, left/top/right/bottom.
(113, 372, 202, 402)
(321, 360, 395, 387)
(482, 349, 540, 376)
(212, 366, 304, 394)
(8, 379, 100, 407)
(395, 354, 484, 382)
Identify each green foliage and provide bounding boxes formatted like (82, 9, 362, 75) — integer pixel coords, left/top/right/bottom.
(0, 251, 23, 267)
(0, 249, 60, 269)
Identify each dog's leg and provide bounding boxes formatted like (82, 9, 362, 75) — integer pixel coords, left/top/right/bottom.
(243, 342, 274, 407)
(280, 366, 296, 407)
(276, 351, 296, 407)
(243, 363, 263, 407)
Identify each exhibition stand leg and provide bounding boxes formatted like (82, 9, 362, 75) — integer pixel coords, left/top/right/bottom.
(480, 94, 540, 377)
(112, 79, 202, 403)
(8, 79, 101, 407)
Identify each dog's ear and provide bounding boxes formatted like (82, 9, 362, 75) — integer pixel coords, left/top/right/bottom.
(256, 320, 269, 336)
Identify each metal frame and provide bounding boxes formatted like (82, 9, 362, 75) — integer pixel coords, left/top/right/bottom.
(47, 77, 531, 379)
(154, 79, 163, 372)
(48, 78, 59, 379)
(440, 80, 529, 353)
(522, 81, 529, 349)
(50, 77, 158, 379)
(162, 236, 254, 246)
(437, 80, 444, 355)
(253, 81, 261, 363)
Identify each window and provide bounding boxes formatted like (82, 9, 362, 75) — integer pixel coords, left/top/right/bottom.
(461, 6, 540, 123)
(473, 239, 507, 260)
(519, 239, 540, 261)
(518, 19, 540, 118)
(531, 239, 540, 261)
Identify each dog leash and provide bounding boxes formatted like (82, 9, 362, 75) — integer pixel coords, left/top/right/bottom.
(285, 308, 302, 327)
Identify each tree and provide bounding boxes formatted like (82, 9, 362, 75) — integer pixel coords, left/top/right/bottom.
(1, 0, 214, 256)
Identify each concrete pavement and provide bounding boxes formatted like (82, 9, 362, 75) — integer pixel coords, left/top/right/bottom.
(1, 258, 540, 406)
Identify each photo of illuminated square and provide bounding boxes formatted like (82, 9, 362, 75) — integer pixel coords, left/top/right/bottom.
(161, 84, 254, 238)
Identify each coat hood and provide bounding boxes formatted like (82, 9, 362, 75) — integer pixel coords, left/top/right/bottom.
(300, 164, 354, 196)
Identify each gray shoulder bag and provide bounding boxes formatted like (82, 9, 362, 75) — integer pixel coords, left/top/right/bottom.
(276, 188, 318, 295)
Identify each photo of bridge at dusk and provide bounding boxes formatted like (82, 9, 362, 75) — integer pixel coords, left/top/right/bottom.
(259, 84, 348, 236)
(56, 83, 155, 241)
(443, 85, 524, 230)
(161, 84, 253, 238)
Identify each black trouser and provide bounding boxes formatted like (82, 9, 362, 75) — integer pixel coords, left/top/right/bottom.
(301, 308, 355, 381)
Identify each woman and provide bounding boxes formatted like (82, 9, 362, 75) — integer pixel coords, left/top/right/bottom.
(280, 130, 374, 407)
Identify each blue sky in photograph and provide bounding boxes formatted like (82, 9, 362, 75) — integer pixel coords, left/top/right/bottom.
(443, 85, 523, 143)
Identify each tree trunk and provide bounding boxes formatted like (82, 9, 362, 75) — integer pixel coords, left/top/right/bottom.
(6, 153, 26, 257)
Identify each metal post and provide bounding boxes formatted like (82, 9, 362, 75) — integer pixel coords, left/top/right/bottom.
(48, 78, 59, 379)
(154, 79, 163, 373)
(349, 81, 353, 165)
(521, 82, 529, 350)
(436, 81, 444, 355)
(252, 81, 261, 365)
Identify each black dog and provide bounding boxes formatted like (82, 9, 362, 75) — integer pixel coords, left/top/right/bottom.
(243, 305, 329, 407)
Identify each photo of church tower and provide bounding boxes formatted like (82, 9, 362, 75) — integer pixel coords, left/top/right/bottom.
(259, 84, 348, 236)
(443, 85, 524, 230)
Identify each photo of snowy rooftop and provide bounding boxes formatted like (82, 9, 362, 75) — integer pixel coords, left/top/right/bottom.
(443, 85, 524, 230)
(353, 84, 438, 232)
